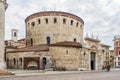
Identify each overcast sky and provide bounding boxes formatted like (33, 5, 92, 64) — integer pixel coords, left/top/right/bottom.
(5, 0, 120, 49)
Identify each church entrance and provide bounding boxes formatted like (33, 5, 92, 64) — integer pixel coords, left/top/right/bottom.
(42, 57, 47, 70)
(90, 52, 96, 70)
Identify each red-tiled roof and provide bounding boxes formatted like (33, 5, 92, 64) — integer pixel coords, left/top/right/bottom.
(50, 41, 82, 48)
(25, 11, 84, 25)
(7, 44, 49, 53)
(5, 46, 18, 49)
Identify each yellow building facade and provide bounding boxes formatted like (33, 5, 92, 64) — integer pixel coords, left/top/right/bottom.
(100, 44, 111, 68)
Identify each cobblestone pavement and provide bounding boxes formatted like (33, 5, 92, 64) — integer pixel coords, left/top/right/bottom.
(0, 70, 120, 80)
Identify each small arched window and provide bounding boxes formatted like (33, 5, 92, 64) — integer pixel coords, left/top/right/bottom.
(14, 32, 17, 37)
(63, 18, 66, 24)
(54, 18, 57, 23)
(76, 22, 79, 27)
(19, 58, 22, 65)
(31, 38, 33, 46)
(71, 20, 73, 25)
(31, 22, 35, 27)
(13, 58, 16, 65)
(74, 38, 76, 42)
(45, 18, 48, 24)
(46, 37, 51, 44)
(38, 19, 41, 24)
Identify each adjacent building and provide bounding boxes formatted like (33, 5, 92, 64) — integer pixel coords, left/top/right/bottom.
(100, 44, 111, 68)
(113, 35, 120, 67)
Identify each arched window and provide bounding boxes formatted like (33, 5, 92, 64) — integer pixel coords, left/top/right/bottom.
(31, 38, 33, 46)
(14, 32, 17, 37)
(45, 18, 48, 24)
(31, 22, 35, 27)
(38, 19, 41, 24)
(74, 38, 76, 42)
(76, 22, 79, 27)
(71, 20, 73, 25)
(63, 18, 66, 24)
(54, 18, 57, 23)
(19, 58, 22, 65)
(13, 58, 16, 65)
(46, 37, 50, 44)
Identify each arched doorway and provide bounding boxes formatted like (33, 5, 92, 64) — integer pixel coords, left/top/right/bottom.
(42, 57, 47, 70)
(90, 52, 96, 70)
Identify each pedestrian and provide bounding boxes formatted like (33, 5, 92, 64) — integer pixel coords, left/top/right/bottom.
(102, 65, 105, 70)
(106, 65, 110, 72)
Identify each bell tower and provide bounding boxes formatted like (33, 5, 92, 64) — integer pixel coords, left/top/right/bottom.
(0, 0, 8, 68)
(11, 29, 18, 42)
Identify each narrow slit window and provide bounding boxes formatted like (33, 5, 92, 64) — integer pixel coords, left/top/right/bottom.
(45, 18, 48, 24)
(54, 18, 57, 23)
(31, 22, 35, 27)
(38, 19, 41, 24)
(76, 22, 79, 27)
(63, 18, 66, 24)
(71, 20, 73, 25)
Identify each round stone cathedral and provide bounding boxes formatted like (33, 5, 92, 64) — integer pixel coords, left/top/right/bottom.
(25, 11, 84, 46)
(6, 11, 105, 71)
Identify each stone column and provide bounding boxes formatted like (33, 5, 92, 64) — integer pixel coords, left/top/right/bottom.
(0, 0, 7, 69)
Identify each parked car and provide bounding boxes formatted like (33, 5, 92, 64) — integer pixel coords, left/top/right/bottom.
(77, 68, 85, 71)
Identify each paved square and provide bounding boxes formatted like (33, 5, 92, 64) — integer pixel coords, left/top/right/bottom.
(0, 70, 120, 80)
